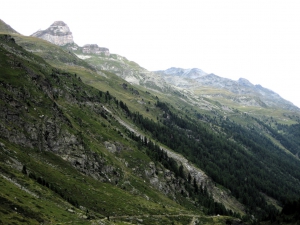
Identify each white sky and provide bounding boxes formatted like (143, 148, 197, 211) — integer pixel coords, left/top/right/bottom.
(1, 0, 300, 107)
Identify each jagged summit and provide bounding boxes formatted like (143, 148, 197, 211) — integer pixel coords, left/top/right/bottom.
(31, 21, 74, 46)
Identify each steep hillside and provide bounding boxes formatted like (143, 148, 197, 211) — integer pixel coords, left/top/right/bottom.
(0, 34, 245, 224)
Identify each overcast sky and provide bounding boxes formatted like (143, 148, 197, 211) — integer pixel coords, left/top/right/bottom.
(1, 0, 300, 107)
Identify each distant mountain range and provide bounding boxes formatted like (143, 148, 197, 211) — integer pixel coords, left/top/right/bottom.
(155, 67, 297, 110)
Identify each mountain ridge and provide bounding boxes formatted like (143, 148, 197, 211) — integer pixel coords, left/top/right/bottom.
(28, 20, 299, 111)
(155, 67, 298, 111)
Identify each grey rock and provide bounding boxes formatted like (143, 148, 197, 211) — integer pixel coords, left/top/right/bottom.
(104, 141, 117, 154)
(82, 44, 110, 56)
(31, 21, 74, 46)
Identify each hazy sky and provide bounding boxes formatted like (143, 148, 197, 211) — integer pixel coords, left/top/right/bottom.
(1, 0, 300, 107)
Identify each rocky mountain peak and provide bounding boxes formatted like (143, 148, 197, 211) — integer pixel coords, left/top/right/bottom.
(52, 21, 67, 26)
(31, 21, 74, 46)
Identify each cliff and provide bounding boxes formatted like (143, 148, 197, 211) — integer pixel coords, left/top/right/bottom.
(31, 21, 74, 46)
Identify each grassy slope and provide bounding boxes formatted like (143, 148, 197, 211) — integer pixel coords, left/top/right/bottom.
(0, 19, 19, 34)
(10, 34, 95, 71)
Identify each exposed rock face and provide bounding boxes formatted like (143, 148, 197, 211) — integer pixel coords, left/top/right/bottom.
(82, 44, 110, 56)
(0, 36, 121, 184)
(31, 21, 74, 46)
(0, 80, 119, 183)
(31, 21, 110, 56)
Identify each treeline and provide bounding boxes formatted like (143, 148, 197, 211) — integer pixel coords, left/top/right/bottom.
(220, 119, 300, 200)
(119, 100, 300, 220)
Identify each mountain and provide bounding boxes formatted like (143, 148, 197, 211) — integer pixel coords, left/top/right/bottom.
(1, 19, 300, 224)
(155, 67, 299, 110)
(31, 21, 74, 46)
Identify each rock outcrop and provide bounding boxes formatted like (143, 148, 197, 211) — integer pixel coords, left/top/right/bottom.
(31, 21, 74, 46)
(82, 44, 110, 56)
(31, 21, 110, 56)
